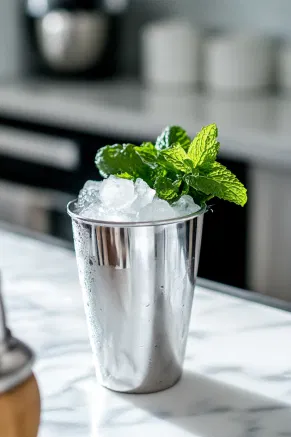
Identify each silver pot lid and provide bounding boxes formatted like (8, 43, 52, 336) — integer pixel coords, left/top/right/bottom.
(0, 277, 35, 394)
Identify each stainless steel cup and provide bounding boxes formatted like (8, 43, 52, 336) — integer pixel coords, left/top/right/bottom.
(68, 201, 205, 393)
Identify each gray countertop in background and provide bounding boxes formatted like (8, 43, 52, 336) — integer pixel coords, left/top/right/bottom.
(1, 79, 291, 168)
(1, 226, 291, 436)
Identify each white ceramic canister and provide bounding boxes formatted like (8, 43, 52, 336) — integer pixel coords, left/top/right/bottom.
(141, 20, 201, 88)
(278, 41, 291, 92)
(204, 32, 274, 94)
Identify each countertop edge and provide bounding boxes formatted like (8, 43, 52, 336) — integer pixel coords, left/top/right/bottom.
(2, 221, 290, 312)
(197, 278, 291, 313)
(1, 79, 291, 168)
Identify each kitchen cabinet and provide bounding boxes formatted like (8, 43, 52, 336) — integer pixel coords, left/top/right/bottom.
(248, 165, 291, 301)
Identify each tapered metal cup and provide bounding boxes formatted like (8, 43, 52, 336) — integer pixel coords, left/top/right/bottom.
(68, 200, 205, 393)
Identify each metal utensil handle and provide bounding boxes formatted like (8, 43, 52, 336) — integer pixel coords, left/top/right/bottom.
(0, 274, 7, 343)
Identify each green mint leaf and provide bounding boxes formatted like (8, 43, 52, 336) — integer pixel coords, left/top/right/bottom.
(156, 126, 191, 151)
(188, 123, 220, 168)
(154, 176, 181, 202)
(180, 180, 190, 196)
(95, 144, 123, 178)
(155, 167, 167, 179)
(181, 177, 211, 205)
(116, 172, 134, 180)
(187, 162, 247, 206)
(158, 143, 192, 173)
(134, 142, 158, 165)
(183, 158, 195, 171)
(95, 144, 152, 184)
(187, 185, 211, 205)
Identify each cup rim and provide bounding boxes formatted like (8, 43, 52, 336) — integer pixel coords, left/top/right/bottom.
(67, 199, 207, 228)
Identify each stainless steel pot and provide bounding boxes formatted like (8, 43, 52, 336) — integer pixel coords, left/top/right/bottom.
(35, 11, 109, 72)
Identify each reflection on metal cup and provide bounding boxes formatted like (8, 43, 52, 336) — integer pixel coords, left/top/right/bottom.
(68, 200, 205, 393)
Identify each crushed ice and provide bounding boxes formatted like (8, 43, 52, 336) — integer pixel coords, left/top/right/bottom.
(76, 176, 200, 222)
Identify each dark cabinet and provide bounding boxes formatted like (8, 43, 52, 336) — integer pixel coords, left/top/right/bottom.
(0, 115, 248, 289)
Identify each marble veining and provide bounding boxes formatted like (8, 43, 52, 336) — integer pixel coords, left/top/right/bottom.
(0, 228, 291, 436)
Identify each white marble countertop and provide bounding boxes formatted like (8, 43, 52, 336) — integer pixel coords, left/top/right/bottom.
(1, 227, 291, 437)
(2, 79, 291, 167)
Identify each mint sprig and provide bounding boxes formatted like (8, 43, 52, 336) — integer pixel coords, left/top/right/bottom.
(95, 124, 247, 207)
(156, 126, 191, 151)
(95, 143, 154, 185)
(188, 123, 220, 167)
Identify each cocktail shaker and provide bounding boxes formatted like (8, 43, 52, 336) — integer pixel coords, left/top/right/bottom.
(0, 277, 40, 437)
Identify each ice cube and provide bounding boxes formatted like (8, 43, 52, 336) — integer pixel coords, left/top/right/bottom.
(139, 198, 177, 221)
(131, 178, 156, 212)
(99, 176, 136, 210)
(79, 204, 102, 219)
(77, 180, 101, 211)
(172, 195, 200, 217)
(80, 204, 136, 222)
(83, 180, 101, 191)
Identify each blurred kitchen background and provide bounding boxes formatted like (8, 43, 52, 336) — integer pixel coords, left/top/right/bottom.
(1, 0, 291, 300)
